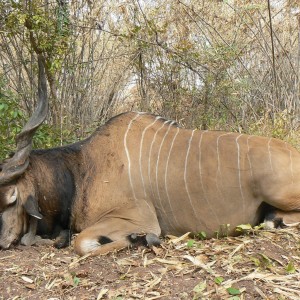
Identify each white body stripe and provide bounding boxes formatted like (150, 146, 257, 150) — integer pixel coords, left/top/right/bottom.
(148, 120, 169, 198)
(155, 122, 174, 217)
(285, 142, 294, 184)
(184, 130, 197, 219)
(268, 138, 273, 172)
(124, 113, 141, 200)
(139, 117, 161, 197)
(165, 127, 180, 229)
(124, 113, 158, 216)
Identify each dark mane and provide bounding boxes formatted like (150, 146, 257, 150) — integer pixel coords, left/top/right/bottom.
(30, 135, 90, 158)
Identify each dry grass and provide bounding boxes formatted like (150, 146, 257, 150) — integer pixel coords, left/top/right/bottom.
(1, 227, 300, 299)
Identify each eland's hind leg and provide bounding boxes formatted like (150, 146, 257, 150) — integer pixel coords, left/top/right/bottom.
(260, 180, 300, 229)
(264, 209, 300, 229)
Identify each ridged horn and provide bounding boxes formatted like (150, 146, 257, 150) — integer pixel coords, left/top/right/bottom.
(0, 55, 48, 185)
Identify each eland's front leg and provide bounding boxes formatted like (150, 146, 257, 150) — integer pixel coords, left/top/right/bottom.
(74, 217, 161, 256)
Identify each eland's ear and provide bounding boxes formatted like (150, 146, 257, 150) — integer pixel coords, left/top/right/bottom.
(24, 195, 43, 219)
(7, 186, 18, 205)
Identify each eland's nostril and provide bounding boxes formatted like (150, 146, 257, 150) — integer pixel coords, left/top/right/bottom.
(0, 237, 14, 249)
(0, 243, 10, 250)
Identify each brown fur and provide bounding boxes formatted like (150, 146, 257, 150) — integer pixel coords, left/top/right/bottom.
(1, 111, 300, 255)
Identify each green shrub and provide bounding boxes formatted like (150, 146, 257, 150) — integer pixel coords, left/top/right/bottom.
(0, 77, 78, 160)
(0, 78, 25, 159)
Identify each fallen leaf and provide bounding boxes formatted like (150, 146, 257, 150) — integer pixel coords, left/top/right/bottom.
(227, 287, 241, 295)
(214, 276, 224, 285)
(117, 258, 139, 266)
(167, 232, 191, 244)
(145, 275, 161, 290)
(152, 245, 163, 256)
(25, 284, 35, 290)
(183, 255, 215, 274)
(21, 276, 34, 284)
(154, 258, 182, 265)
(97, 288, 109, 300)
(193, 281, 206, 294)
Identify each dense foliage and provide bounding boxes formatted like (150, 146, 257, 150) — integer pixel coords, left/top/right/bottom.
(0, 76, 79, 158)
(0, 77, 24, 158)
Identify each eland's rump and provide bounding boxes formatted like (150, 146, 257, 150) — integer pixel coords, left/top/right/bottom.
(109, 112, 300, 237)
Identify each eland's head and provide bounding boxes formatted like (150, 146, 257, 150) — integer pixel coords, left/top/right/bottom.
(0, 55, 47, 248)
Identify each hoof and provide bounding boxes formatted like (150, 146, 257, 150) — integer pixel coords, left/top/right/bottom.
(128, 233, 161, 247)
(145, 233, 161, 247)
(21, 233, 37, 246)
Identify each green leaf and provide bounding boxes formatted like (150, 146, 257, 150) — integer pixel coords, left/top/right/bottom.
(73, 276, 80, 286)
(227, 287, 241, 295)
(187, 239, 195, 248)
(251, 257, 260, 267)
(131, 25, 141, 33)
(259, 253, 272, 267)
(214, 276, 224, 285)
(198, 231, 207, 240)
(235, 224, 252, 232)
(253, 223, 265, 230)
(286, 261, 296, 274)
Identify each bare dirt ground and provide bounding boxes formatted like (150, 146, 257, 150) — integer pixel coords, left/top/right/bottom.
(0, 228, 300, 300)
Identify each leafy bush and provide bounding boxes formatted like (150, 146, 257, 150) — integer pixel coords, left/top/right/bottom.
(248, 110, 300, 150)
(0, 77, 25, 159)
(0, 77, 78, 161)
